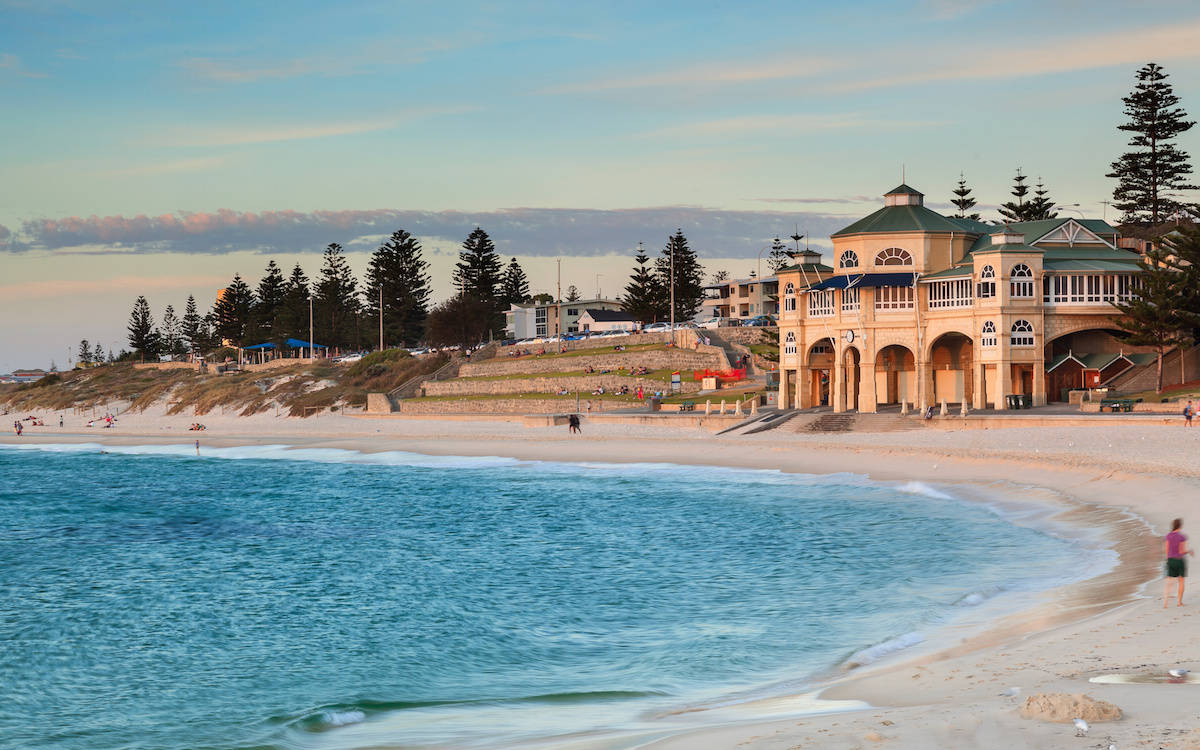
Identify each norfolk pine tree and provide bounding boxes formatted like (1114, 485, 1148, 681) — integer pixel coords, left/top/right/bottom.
(767, 237, 791, 274)
(365, 229, 432, 348)
(499, 257, 531, 308)
(181, 295, 201, 355)
(1025, 178, 1059, 221)
(251, 260, 288, 343)
(213, 273, 255, 348)
(1112, 246, 1187, 393)
(565, 285, 581, 302)
(1107, 63, 1198, 227)
(126, 296, 161, 363)
(278, 264, 311, 343)
(998, 169, 1033, 222)
(951, 173, 982, 221)
(452, 228, 503, 335)
(623, 244, 666, 323)
(654, 230, 706, 322)
(314, 243, 361, 350)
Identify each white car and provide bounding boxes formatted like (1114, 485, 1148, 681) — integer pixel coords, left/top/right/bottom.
(698, 317, 730, 329)
(643, 322, 671, 333)
(334, 352, 364, 363)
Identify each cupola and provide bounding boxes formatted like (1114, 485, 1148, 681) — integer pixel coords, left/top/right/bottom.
(990, 226, 1025, 246)
(884, 184, 924, 207)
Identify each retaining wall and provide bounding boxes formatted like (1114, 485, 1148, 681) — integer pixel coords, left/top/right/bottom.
(422, 374, 701, 397)
(395, 397, 624, 414)
(459, 347, 724, 378)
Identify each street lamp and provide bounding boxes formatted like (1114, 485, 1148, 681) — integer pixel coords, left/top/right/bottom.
(669, 235, 675, 332)
(1057, 203, 1085, 219)
(309, 295, 315, 360)
(757, 239, 781, 282)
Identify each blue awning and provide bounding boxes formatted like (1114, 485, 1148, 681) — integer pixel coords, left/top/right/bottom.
(245, 338, 326, 350)
(244, 343, 277, 350)
(807, 272, 917, 291)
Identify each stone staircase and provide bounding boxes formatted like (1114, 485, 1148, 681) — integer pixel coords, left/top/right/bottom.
(807, 414, 857, 432)
(801, 412, 922, 434)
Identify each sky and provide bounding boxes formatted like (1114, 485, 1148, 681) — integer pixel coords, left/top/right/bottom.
(3, 0, 1200, 370)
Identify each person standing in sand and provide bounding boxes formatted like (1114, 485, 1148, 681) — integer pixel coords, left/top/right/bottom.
(1165, 518, 1194, 607)
(567, 414, 580, 434)
(1184, 400, 1194, 427)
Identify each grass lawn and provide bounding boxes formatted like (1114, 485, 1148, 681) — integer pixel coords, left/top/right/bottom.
(456, 367, 696, 383)
(747, 343, 779, 362)
(479, 342, 669, 364)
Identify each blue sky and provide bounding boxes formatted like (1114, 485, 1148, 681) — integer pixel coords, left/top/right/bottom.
(3, 0, 1200, 369)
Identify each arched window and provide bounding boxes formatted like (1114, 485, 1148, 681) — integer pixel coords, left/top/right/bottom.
(784, 282, 796, 312)
(981, 321, 997, 347)
(1010, 319, 1035, 347)
(839, 250, 859, 269)
(784, 331, 797, 356)
(978, 264, 996, 299)
(1010, 263, 1034, 298)
(875, 247, 913, 266)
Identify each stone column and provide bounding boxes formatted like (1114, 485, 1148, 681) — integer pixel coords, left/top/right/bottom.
(916, 358, 933, 413)
(973, 361, 986, 410)
(799, 369, 811, 409)
(1033, 358, 1047, 407)
(997, 361, 1013, 410)
(845, 354, 858, 413)
(860, 352, 879, 414)
(832, 360, 846, 413)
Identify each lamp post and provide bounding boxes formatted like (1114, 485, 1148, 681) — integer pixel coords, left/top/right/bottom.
(309, 295, 315, 361)
(669, 235, 675, 333)
(595, 274, 603, 299)
(757, 244, 774, 284)
(1058, 204, 1085, 219)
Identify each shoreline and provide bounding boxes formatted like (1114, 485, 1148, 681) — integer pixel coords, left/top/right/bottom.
(4, 413, 1198, 749)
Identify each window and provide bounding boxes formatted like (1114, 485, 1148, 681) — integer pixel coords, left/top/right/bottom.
(840, 250, 859, 269)
(784, 331, 797, 356)
(810, 343, 832, 355)
(535, 307, 548, 337)
(784, 282, 796, 312)
(808, 289, 835, 317)
(566, 308, 579, 316)
(1043, 274, 1136, 305)
(875, 247, 913, 266)
(981, 321, 997, 347)
(842, 287, 860, 313)
(875, 286, 914, 311)
(1010, 319, 1035, 347)
(929, 279, 973, 309)
(977, 265, 996, 299)
(1010, 264, 1034, 298)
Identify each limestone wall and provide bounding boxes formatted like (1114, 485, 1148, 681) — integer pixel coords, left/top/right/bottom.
(133, 362, 198, 371)
(422, 374, 701, 397)
(712, 327, 776, 346)
(396, 397, 623, 414)
(498, 332, 672, 355)
(459, 347, 724, 378)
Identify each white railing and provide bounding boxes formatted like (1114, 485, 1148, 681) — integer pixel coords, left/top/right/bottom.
(875, 286, 914, 311)
(841, 287, 860, 313)
(1043, 274, 1136, 305)
(808, 290, 835, 317)
(928, 279, 972, 309)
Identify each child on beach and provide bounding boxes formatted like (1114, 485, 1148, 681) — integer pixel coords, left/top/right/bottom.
(1165, 518, 1194, 608)
(1185, 401, 1194, 426)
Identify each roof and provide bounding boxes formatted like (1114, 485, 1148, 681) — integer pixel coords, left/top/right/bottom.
(579, 309, 635, 322)
(832, 204, 981, 237)
(775, 262, 833, 274)
(886, 184, 923, 195)
(1044, 258, 1142, 273)
(920, 264, 974, 280)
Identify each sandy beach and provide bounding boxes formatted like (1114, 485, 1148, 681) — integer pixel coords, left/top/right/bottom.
(5, 405, 1200, 749)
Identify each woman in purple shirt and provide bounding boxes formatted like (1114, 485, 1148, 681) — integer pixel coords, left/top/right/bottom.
(1165, 518, 1194, 608)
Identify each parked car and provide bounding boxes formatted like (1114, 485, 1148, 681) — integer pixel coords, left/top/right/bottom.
(333, 352, 365, 363)
(698, 317, 732, 329)
(744, 316, 776, 327)
(643, 322, 671, 333)
(674, 322, 699, 330)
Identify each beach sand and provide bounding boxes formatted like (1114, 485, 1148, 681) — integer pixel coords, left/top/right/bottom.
(5, 404, 1200, 749)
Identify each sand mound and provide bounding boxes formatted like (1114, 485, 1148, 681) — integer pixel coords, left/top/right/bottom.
(1020, 692, 1122, 724)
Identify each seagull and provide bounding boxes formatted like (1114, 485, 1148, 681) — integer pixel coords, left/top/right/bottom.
(999, 686, 1021, 703)
(1169, 668, 1189, 678)
(1073, 718, 1089, 737)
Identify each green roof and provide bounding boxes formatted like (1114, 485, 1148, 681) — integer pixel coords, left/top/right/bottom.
(886, 184, 923, 195)
(832, 204, 977, 237)
(1044, 258, 1142, 273)
(775, 263, 833, 274)
(921, 264, 974, 280)
(972, 242, 1045, 254)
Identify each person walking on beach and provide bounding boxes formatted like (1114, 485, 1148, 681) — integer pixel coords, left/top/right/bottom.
(1185, 401, 1194, 427)
(1165, 518, 1194, 608)
(195, 439, 200, 456)
(567, 414, 580, 434)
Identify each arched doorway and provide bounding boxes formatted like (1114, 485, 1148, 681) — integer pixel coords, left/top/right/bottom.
(806, 338, 834, 408)
(1045, 327, 1154, 402)
(843, 346, 862, 412)
(929, 332, 973, 405)
(875, 345, 916, 406)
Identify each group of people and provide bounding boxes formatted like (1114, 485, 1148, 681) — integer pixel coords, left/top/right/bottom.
(189, 423, 207, 431)
(85, 414, 117, 429)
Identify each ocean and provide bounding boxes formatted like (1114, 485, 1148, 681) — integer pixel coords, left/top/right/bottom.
(0, 443, 1107, 750)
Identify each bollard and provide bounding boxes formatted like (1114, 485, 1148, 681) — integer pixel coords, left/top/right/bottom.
(750, 397, 758, 415)
(960, 400, 969, 416)
(734, 399, 743, 416)
(939, 398, 948, 417)
(705, 399, 712, 415)
(900, 400, 908, 416)
(719, 399, 727, 415)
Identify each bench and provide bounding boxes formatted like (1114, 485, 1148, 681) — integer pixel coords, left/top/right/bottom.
(1099, 398, 1136, 412)
(680, 401, 696, 411)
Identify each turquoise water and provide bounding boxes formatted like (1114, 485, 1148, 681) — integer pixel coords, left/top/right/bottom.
(1, 443, 1090, 750)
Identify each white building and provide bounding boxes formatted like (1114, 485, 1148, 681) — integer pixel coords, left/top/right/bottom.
(577, 309, 638, 333)
(505, 298, 624, 339)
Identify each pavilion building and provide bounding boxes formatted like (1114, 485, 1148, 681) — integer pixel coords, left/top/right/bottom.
(776, 184, 1148, 412)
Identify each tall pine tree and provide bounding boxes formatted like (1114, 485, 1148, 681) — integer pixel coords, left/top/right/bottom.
(654, 230, 706, 322)
(1107, 63, 1198, 227)
(624, 244, 666, 323)
(278, 264, 312, 344)
(250, 260, 287, 343)
(213, 273, 255, 348)
(499, 257, 531, 308)
(161, 304, 185, 358)
(997, 169, 1032, 222)
(126, 296, 161, 362)
(365, 229, 432, 348)
(1113, 246, 1187, 393)
(766, 236, 790, 274)
(1025, 178, 1059, 221)
(452, 227, 503, 336)
(181, 295, 201, 355)
(951, 172, 982, 221)
(314, 243, 361, 350)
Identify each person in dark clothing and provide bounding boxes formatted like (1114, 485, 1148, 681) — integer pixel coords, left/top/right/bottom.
(567, 414, 581, 434)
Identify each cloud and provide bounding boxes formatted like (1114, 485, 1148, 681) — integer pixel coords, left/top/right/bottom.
(536, 55, 839, 95)
(0, 53, 47, 79)
(641, 113, 866, 138)
(148, 107, 467, 147)
(8, 206, 852, 258)
(753, 196, 878, 205)
(177, 39, 457, 83)
(95, 158, 227, 179)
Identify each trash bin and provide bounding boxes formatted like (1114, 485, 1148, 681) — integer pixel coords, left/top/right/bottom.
(1018, 395, 1032, 409)
(1005, 394, 1017, 410)
(649, 397, 661, 412)
(1060, 387, 1071, 403)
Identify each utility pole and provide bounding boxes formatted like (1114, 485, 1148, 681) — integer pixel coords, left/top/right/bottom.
(309, 295, 314, 361)
(669, 234, 676, 335)
(556, 259, 562, 338)
(378, 284, 383, 352)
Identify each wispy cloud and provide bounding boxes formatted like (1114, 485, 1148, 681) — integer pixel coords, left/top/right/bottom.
(8, 206, 852, 258)
(178, 39, 457, 83)
(54, 47, 86, 60)
(94, 157, 227, 179)
(149, 106, 467, 147)
(753, 196, 878, 205)
(642, 113, 866, 138)
(0, 53, 47, 79)
(536, 55, 840, 95)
